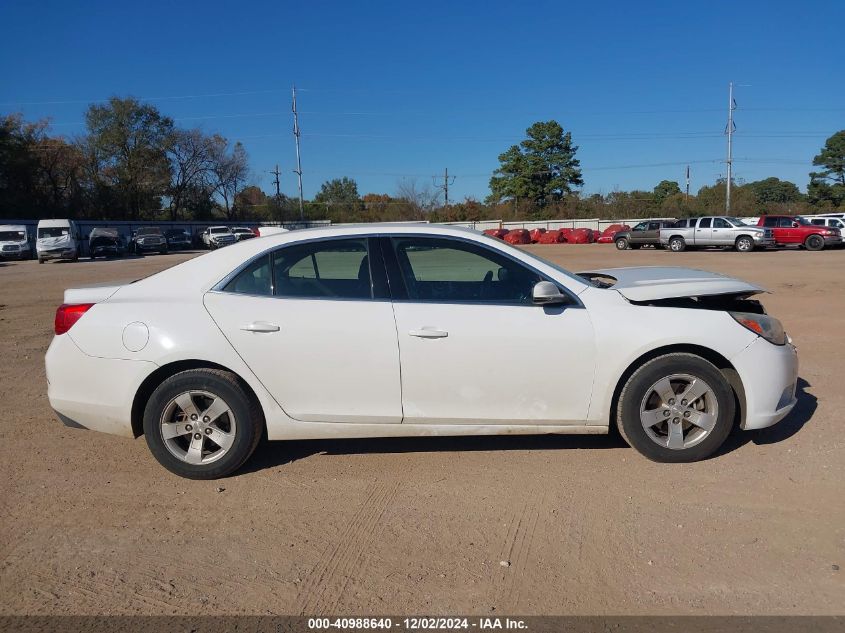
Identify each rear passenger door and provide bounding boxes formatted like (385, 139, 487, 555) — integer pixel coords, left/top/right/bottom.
(694, 217, 713, 243)
(204, 237, 403, 424)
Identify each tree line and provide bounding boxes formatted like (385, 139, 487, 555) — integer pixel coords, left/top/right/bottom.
(1, 97, 843, 223)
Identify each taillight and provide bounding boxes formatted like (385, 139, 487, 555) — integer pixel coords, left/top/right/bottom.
(54, 303, 94, 335)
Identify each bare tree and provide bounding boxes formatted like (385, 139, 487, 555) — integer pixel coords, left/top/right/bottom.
(208, 135, 249, 220)
(166, 128, 213, 220)
(396, 178, 440, 219)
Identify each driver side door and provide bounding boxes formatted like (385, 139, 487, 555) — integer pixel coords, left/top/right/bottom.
(384, 235, 596, 425)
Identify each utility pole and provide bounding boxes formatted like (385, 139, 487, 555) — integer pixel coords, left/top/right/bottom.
(433, 167, 456, 209)
(725, 81, 736, 213)
(292, 85, 304, 221)
(269, 164, 282, 224)
(685, 165, 690, 201)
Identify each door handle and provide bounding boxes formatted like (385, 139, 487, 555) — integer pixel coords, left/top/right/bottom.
(409, 328, 448, 339)
(241, 321, 280, 333)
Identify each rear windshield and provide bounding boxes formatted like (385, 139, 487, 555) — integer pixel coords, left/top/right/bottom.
(0, 230, 26, 241)
(38, 227, 68, 238)
(136, 228, 162, 235)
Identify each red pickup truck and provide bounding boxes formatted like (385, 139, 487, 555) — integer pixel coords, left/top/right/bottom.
(757, 215, 842, 251)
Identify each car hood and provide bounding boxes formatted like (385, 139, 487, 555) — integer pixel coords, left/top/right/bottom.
(578, 266, 766, 301)
(37, 235, 73, 248)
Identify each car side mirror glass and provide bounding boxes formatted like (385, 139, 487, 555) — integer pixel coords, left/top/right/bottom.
(792, 222, 799, 227)
(532, 281, 567, 306)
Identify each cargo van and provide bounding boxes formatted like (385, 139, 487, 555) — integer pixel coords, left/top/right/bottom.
(0, 224, 33, 260)
(36, 219, 80, 263)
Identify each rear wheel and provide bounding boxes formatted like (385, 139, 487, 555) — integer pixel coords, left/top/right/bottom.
(143, 369, 263, 479)
(616, 353, 735, 463)
(735, 236, 754, 252)
(668, 237, 686, 252)
(615, 237, 629, 250)
(804, 234, 824, 251)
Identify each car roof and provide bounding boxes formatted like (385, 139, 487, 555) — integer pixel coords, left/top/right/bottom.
(37, 218, 72, 227)
(124, 223, 590, 298)
(0, 224, 27, 231)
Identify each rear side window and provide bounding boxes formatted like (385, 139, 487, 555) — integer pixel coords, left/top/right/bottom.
(698, 218, 712, 228)
(273, 239, 371, 299)
(223, 254, 273, 296)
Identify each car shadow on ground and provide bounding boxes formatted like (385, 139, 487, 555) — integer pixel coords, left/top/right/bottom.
(242, 377, 817, 473)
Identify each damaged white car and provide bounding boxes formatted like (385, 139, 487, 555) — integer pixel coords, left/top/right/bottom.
(46, 224, 798, 478)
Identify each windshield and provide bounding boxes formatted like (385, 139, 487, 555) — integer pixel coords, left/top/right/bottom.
(210, 227, 230, 233)
(38, 227, 68, 238)
(0, 230, 26, 241)
(726, 217, 748, 226)
(480, 234, 590, 287)
(137, 228, 162, 236)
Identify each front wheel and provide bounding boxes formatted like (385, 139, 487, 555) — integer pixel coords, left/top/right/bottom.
(804, 234, 824, 251)
(735, 236, 754, 252)
(143, 369, 263, 479)
(668, 237, 686, 252)
(615, 237, 629, 250)
(616, 353, 735, 463)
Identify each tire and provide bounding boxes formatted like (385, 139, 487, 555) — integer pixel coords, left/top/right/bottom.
(143, 368, 263, 479)
(38, 258, 45, 264)
(616, 353, 735, 463)
(735, 236, 754, 252)
(615, 237, 629, 250)
(668, 237, 686, 252)
(804, 234, 824, 251)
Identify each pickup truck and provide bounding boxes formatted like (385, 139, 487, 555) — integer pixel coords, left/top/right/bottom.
(659, 216, 774, 252)
(613, 220, 676, 250)
(757, 215, 842, 251)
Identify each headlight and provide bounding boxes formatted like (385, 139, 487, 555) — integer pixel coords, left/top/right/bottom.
(729, 311, 787, 346)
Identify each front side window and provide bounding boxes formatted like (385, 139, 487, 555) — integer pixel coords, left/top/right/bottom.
(633, 222, 648, 231)
(713, 218, 730, 228)
(391, 237, 543, 304)
(777, 218, 794, 228)
(698, 218, 712, 228)
(274, 238, 371, 299)
(763, 217, 778, 227)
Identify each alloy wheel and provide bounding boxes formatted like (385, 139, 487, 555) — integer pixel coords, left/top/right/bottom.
(639, 374, 719, 450)
(159, 390, 237, 465)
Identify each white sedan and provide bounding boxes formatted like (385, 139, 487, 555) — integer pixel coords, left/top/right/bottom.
(46, 224, 798, 478)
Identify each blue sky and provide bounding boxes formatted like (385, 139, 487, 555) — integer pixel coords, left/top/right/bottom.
(1, 0, 842, 201)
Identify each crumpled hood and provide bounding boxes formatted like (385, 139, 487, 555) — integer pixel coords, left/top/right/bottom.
(578, 266, 766, 301)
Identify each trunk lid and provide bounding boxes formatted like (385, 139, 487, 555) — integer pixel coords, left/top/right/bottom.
(578, 266, 765, 301)
(63, 282, 128, 304)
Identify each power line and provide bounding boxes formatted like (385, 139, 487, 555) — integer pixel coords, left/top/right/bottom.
(0, 89, 289, 107)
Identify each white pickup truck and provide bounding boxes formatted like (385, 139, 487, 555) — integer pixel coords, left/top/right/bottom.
(660, 216, 775, 253)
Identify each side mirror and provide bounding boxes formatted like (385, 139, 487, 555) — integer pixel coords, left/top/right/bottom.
(532, 281, 568, 306)
(792, 222, 799, 228)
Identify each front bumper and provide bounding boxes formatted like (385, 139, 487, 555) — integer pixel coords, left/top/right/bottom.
(46, 333, 155, 437)
(136, 242, 166, 252)
(752, 235, 775, 246)
(732, 336, 799, 430)
(0, 248, 28, 259)
(38, 248, 76, 260)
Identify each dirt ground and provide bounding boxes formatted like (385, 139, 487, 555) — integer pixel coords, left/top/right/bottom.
(0, 244, 843, 616)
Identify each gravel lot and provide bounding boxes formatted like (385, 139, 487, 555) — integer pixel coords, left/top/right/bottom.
(0, 245, 843, 615)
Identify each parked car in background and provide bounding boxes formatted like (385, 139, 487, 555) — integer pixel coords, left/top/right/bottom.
(660, 216, 774, 253)
(0, 224, 33, 260)
(757, 215, 842, 251)
(130, 227, 169, 255)
(231, 227, 257, 242)
(803, 216, 845, 234)
(88, 227, 125, 259)
(164, 229, 192, 250)
(37, 219, 79, 263)
(614, 220, 675, 250)
(46, 224, 798, 478)
(202, 226, 237, 249)
(256, 226, 289, 237)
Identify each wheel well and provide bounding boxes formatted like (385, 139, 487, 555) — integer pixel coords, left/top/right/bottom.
(735, 234, 753, 242)
(668, 234, 684, 241)
(609, 344, 746, 430)
(130, 360, 264, 438)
